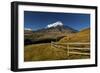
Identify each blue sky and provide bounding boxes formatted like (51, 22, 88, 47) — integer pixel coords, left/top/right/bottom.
(24, 11, 90, 31)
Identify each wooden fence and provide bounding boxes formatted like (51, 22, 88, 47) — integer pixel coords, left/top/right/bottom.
(51, 42, 90, 56)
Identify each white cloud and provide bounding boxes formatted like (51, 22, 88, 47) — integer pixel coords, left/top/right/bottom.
(24, 28, 32, 31)
(46, 21, 63, 28)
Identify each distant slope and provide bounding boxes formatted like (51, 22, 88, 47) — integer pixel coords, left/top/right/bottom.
(59, 28, 90, 43)
(24, 30, 33, 35)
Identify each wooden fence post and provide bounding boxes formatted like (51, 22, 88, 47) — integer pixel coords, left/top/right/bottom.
(67, 44, 69, 57)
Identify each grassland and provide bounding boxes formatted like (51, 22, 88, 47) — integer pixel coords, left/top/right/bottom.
(24, 43, 90, 61)
(24, 43, 68, 61)
(24, 28, 90, 62)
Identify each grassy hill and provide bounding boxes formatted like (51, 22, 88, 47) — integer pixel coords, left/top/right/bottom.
(59, 28, 90, 43)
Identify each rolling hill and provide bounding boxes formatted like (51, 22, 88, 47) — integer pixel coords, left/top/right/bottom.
(59, 28, 90, 43)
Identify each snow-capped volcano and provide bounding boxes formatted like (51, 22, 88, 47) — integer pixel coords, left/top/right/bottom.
(46, 21, 63, 28)
(24, 21, 78, 44)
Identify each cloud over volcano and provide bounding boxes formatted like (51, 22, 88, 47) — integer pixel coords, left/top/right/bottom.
(46, 21, 63, 28)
